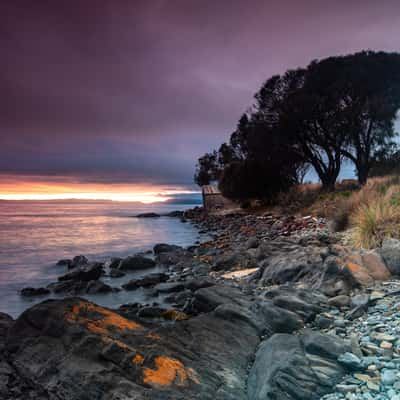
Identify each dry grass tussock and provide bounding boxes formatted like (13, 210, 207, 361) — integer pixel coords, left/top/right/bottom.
(276, 175, 400, 249)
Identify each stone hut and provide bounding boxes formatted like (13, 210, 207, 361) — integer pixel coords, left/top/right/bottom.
(202, 185, 232, 211)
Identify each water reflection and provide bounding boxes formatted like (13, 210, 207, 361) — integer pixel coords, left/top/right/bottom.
(0, 200, 202, 317)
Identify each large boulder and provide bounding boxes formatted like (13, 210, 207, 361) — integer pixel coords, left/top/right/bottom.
(259, 243, 325, 286)
(379, 238, 400, 275)
(118, 255, 156, 271)
(247, 330, 350, 400)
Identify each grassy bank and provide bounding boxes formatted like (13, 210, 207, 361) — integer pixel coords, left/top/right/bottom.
(274, 176, 400, 249)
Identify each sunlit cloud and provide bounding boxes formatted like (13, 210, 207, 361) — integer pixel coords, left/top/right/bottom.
(0, 175, 198, 203)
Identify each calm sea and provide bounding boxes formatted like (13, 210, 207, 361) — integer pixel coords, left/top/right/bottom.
(0, 200, 203, 318)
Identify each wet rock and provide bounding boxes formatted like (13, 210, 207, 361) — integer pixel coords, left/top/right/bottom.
(137, 306, 165, 318)
(122, 272, 169, 290)
(107, 257, 122, 269)
(20, 287, 51, 297)
(134, 212, 160, 218)
(71, 254, 89, 267)
(153, 243, 182, 254)
(118, 255, 156, 271)
(58, 262, 103, 282)
(56, 258, 72, 267)
(85, 280, 113, 294)
(155, 248, 188, 266)
(47, 280, 88, 294)
(154, 282, 185, 293)
(109, 268, 125, 278)
(164, 210, 184, 217)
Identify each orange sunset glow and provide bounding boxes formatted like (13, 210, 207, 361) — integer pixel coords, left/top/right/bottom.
(0, 176, 197, 203)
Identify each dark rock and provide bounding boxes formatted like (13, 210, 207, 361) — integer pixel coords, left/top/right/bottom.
(328, 295, 351, 308)
(155, 249, 188, 266)
(86, 280, 113, 294)
(379, 238, 400, 275)
(137, 306, 165, 318)
(56, 258, 72, 267)
(245, 237, 260, 249)
(337, 352, 364, 371)
(213, 251, 256, 272)
(122, 273, 169, 290)
(165, 290, 193, 306)
(20, 287, 51, 297)
(107, 257, 122, 269)
(0, 313, 13, 343)
(265, 287, 328, 322)
(69, 255, 89, 269)
(135, 212, 160, 218)
(259, 242, 325, 286)
(164, 210, 184, 217)
(248, 330, 349, 400)
(154, 282, 185, 293)
(109, 268, 125, 278)
(184, 279, 215, 291)
(47, 280, 88, 294)
(58, 262, 103, 282)
(3, 282, 312, 399)
(315, 315, 333, 329)
(153, 243, 182, 254)
(118, 255, 156, 271)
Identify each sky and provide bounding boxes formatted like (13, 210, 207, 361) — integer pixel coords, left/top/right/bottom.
(1, 0, 400, 201)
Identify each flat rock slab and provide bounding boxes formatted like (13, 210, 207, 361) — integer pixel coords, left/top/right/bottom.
(222, 267, 259, 280)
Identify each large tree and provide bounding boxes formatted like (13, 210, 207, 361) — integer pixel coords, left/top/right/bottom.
(337, 51, 400, 184)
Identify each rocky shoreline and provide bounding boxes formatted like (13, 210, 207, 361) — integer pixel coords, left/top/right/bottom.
(2, 207, 400, 399)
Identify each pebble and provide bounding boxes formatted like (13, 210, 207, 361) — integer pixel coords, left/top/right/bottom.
(320, 281, 400, 400)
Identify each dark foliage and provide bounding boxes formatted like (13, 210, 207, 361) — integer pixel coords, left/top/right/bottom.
(195, 51, 400, 200)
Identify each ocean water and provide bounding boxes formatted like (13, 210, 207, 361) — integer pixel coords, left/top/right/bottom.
(0, 200, 203, 318)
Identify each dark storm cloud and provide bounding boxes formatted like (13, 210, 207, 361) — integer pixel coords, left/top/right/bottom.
(1, 0, 400, 185)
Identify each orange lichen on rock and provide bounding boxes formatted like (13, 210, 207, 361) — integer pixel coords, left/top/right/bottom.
(65, 301, 143, 337)
(132, 354, 145, 365)
(143, 356, 196, 388)
(346, 261, 362, 273)
(147, 332, 161, 340)
(162, 309, 190, 321)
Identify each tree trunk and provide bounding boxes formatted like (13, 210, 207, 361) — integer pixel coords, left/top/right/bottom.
(357, 164, 369, 185)
(321, 176, 336, 191)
